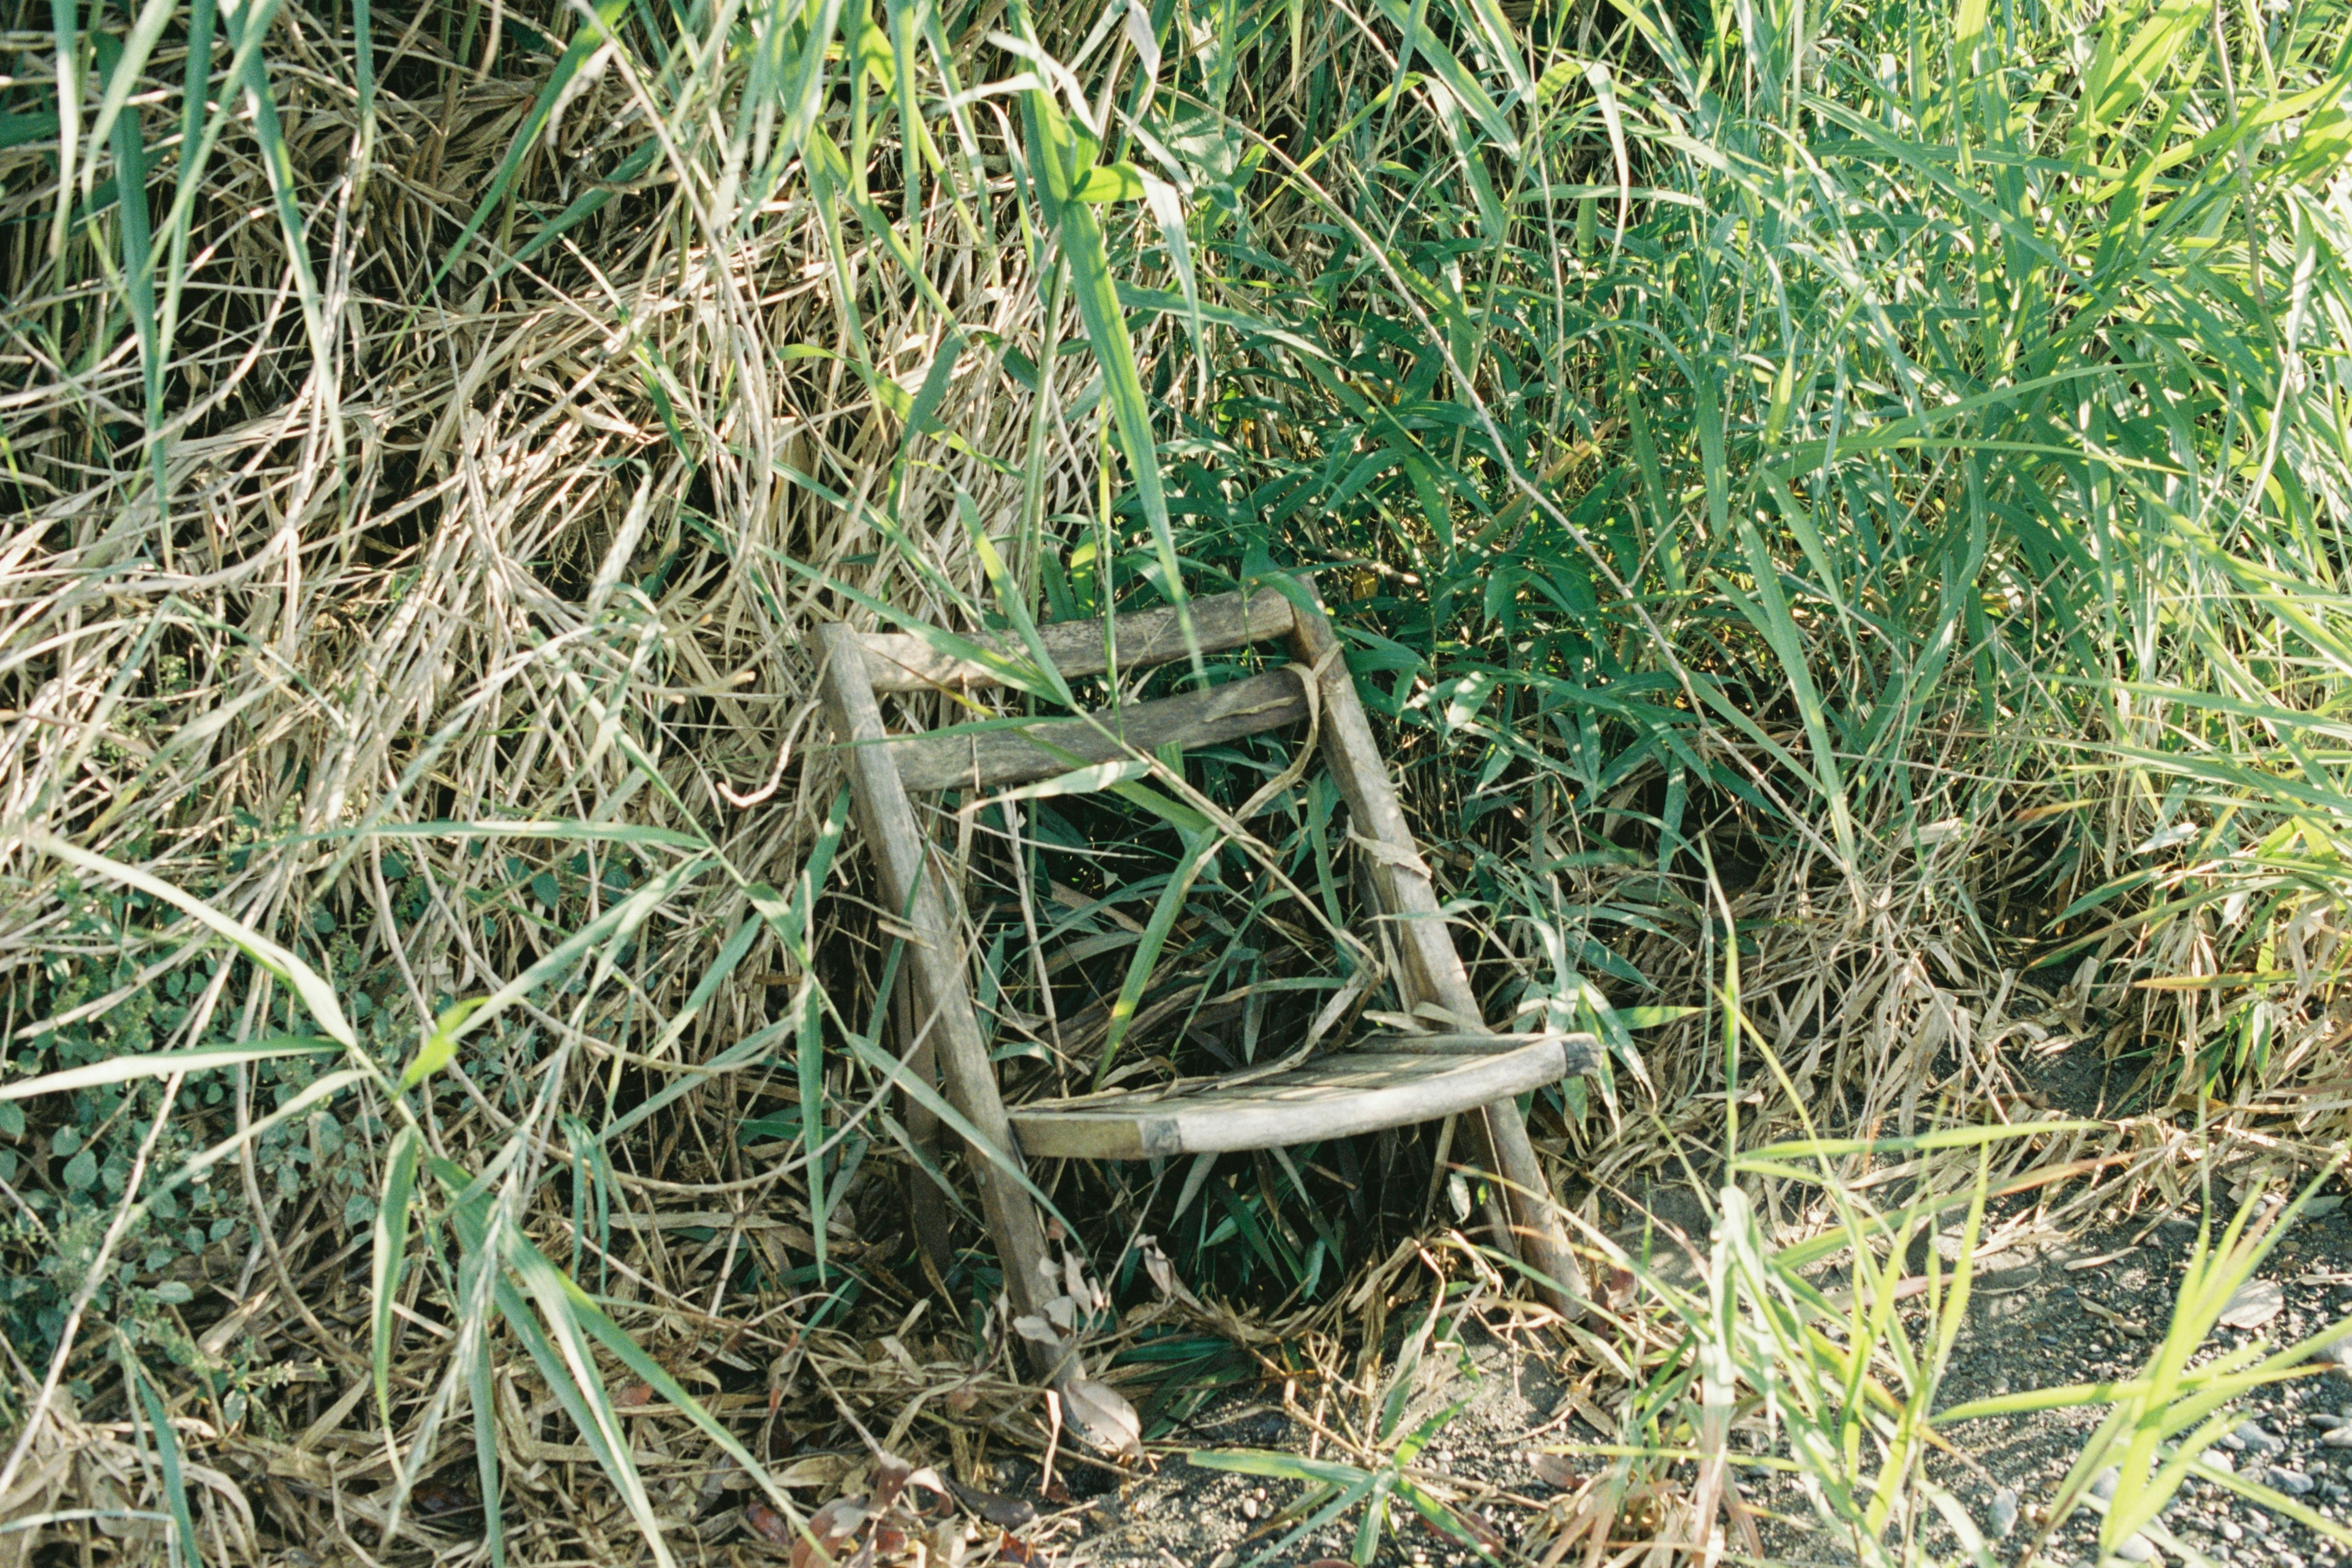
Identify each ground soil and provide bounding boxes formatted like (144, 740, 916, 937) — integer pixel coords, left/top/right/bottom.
(925, 1039, 2352, 1568)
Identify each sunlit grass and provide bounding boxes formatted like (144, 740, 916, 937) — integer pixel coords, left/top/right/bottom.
(1, 0, 2349, 1556)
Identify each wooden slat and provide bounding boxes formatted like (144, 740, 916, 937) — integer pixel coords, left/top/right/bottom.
(1357, 1031, 1603, 1072)
(886, 667, 1308, 794)
(861, 586, 1298, 693)
(812, 625, 1065, 1382)
(1287, 583, 1589, 1319)
(1008, 1036, 1576, 1160)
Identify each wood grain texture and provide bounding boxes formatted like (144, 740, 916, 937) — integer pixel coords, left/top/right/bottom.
(860, 585, 1298, 692)
(818, 575, 1589, 1325)
(1357, 1031, 1604, 1071)
(885, 667, 1309, 794)
(1009, 1036, 1585, 1159)
(812, 624, 1064, 1379)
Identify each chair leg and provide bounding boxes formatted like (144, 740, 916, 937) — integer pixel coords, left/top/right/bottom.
(1479, 1099, 1588, 1319)
(815, 625, 1067, 1383)
(1287, 585, 1585, 1318)
(897, 985, 957, 1281)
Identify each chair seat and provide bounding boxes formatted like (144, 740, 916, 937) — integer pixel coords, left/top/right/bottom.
(1008, 1032, 1602, 1160)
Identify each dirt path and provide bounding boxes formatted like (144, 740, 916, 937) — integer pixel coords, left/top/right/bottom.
(990, 1197, 2351, 1568)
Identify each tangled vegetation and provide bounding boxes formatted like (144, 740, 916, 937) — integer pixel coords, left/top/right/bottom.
(2, 0, 2350, 1554)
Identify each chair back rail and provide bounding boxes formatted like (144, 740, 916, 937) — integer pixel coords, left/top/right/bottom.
(858, 584, 1298, 692)
(886, 666, 1310, 793)
(810, 576, 1591, 1335)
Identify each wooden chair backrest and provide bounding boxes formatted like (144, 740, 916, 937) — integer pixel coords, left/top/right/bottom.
(807, 578, 1586, 1339)
(851, 586, 1307, 795)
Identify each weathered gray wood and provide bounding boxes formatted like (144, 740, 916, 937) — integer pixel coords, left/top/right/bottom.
(821, 575, 1589, 1329)
(861, 586, 1298, 693)
(894, 982, 956, 1281)
(1285, 586, 1589, 1320)
(1008, 1036, 1577, 1159)
(812, 624, 1063, 1378)
(1359, 1031, 1603, 1071)
(885, 668, 1308, 794)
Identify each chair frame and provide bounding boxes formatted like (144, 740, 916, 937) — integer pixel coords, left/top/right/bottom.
(812, 578, 1583, 1380)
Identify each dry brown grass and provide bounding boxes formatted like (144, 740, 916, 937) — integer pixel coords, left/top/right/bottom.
(6, 0, 2352, 1559)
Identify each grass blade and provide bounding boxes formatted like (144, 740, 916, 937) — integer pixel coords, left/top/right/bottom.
(0, 1039, 338, 1100)
(371, 1126, 423, 1437)
(27, 836, 357, 1051)
(127, 1354, 202, 1568)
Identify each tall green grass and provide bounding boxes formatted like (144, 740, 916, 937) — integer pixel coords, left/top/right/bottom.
(2, 0, 2350, 1555)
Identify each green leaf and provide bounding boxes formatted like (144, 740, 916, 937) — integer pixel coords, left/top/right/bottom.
(152, 1071, 371, 1194)
(2082, 0, 2204, 135)
(1616, 1006, 1703, 1030)
(1095, 829, 1219, 1088)
(0, 1039, 338, 1100)
(64, 1149, 97, 1189)
(1019, 84, 1194, 660)
(1189, 1449, 1374, 1488)
(1071, 160, 1145, 202)
(372, 1126, 422, 1434)
(0, 111, 58, 150)
(28, 836, 358, 1050)
(400, 1000, 488, 1093)
(130, 1357, 203, 1568)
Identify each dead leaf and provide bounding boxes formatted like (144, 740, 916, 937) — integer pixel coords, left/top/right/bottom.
(1060, 1377, 1143, 1460)
(1531, 1453, 1580, 1490)
(788, 1497, 868, 1568)
(743, 1499, 795, 1547)
(1140, 1237, 1174, 1297)
(944, 1477, 1037, 1528)
(2081, 1298, 2149, 1338)
(775, 1453, 860, 1490)
(1011, 1315, 1064, 1346)
(2063, 1249, 2135, 1271)
(2220, 1279, 2285, 1330)
(1602, 1266, 1635, 1311)
(998, 1531, 1042, 1566)
(1431, 1506, 1506, 1551)
(870, 1453, 913, 1513)
(905, 1466, 956, 1516)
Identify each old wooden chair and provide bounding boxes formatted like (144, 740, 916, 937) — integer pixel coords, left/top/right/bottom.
(812, 579, 1596, 1380)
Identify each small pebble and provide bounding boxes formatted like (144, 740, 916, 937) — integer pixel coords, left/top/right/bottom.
(2211, 1450, 2237, 1472)
(2271, 1468, 2317, 1496)
(1990, 1489, 2019, 1539)
(2116, 1535, 2158, 1562)
(2312, 1412, 2345, 1430)
(2092, 1467, 2122, 1501)
(2224, 1432, 2250, 1451)
(2326, 1428, 2352, 1446)
(2223, 1520, 2245, 1542)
